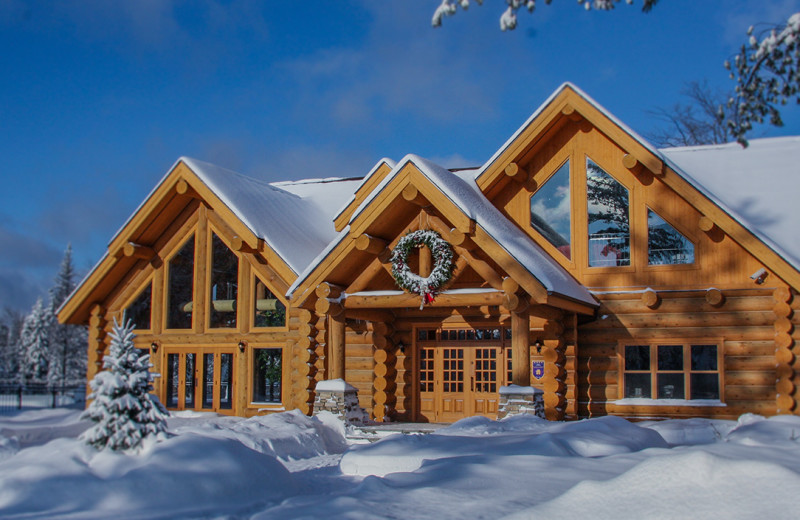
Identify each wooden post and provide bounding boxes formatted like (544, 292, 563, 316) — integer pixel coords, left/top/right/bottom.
(419, 244, 432, 278)
(328, 313, 346, 380)
(511, 308, 531, 386)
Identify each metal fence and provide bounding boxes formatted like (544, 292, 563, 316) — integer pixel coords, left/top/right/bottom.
(0, 383, 86, 413)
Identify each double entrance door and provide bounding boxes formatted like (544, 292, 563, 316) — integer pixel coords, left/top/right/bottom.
(164, 347, 236, 414)
(417, 327, 511, 423)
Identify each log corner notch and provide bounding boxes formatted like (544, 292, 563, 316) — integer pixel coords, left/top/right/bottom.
(402, 184, 429, 207)
(773, 286, 797, 414)
(314, 282, 345, 317)
(501, 277, 529, 313)
(705, 288, 725, 307)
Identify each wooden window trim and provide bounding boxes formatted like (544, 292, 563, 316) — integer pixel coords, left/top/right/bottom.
(617, 339, 725, 403)
(642, 206, 699, 272)
(162, 226, 198, 333)
(245, 342, 287, 409)
(120, 275, 155, 334)
(250, 271, 289, 332)
(527, 155, 577, 270)
(204, 224, 242, 333)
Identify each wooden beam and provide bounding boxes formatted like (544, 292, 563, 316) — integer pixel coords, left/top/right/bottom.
(345, 291, 505, 309)
(622, 153, 638, 170)
(345, 309, 395, 323)
(511, 308, 531, 386)
(642, 289, 660, 309)
(698, 215, 717, 233)
(231, 235, 259, 254)
(402, 184, 428, 206)
(355, 234, 389, 255)
(502, 277, 520, 296)
(561, 103, 582, 122)
(448, 228, 476, 250)
(502, 293, 529, 313)
(122, 242, 155, 260)
(504, 162, 529, 183)
(455, 247, 504, 290)
(328, 313, 346, 380)
(705, 288, 725, 307)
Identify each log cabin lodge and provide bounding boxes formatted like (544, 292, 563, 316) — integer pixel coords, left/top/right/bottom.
(58, 84, 800, 422)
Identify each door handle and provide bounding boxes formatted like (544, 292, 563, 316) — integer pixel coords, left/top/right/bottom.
(471, 376, 474, 392)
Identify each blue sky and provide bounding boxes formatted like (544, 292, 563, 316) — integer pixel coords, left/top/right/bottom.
(1, 0, 799, 312)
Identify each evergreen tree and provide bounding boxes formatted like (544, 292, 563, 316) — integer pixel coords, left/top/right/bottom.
(81, 318, 169, 452)
(20, 298, 52, 384)
(0, 308, 25, 383)
(47, 245, 88, 387)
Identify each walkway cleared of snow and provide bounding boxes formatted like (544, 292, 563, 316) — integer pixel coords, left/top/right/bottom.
(1, 409, 799, 519)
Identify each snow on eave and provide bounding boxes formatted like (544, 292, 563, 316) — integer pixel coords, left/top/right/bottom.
(286, 226, 351, 299)
(657, 138, 800, 273)
(331, 158, 397, 224)
(474, 82, 660, 181)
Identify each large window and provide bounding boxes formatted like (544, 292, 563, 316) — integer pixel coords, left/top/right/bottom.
(126, 282, 152, 330)
(166, 235, 195, 329)
(587, 159, 630, 267)
(530, 160, 571, 259)
(252, 348, 282, 403)
(647, 209, 694, 265)
(622, 343, 720, 400)
(209, 233, 239, 328)
(253, 277, 286, 328)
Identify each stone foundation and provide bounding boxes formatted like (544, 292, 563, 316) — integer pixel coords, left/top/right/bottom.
(312, 379, 370, 425)
(497, 385, 545, 420)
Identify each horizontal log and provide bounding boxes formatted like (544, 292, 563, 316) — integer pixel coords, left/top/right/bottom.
(581, 311, 776, 330)
(724, 355, 776, 372)
(346, 343, 374, 358)
(345, 291, 505, 309)
(316, 282, 343, 299)
(315, 298, 343, 317)
(504, 162, 529, 183)
(774, 286, 793, 303)
(373, 378, 397, 392)
(705, 288, 724, 307)
(344, 369, 374, 384)
(448, 228, 475, 250)
(346, 357, 374, 371)
(374, 363, 397, 378)
(724, 370, 775, 386)
(642, 289, 660, 309)
(355, 234, 389, 255)
(231, 236, 258, 253)
(561, 103, 581, 122)
(698, 215, 716, 233)
(579, 326, 775, 342)
(402, 184, 428, 206)
(622, 154, 638, 170)
(597, 295, 775, 314)
(123, 242, 155, 260)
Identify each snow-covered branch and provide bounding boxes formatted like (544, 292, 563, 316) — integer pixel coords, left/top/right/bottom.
(432, 0, 659, 31)
(725, 13, 800, 146)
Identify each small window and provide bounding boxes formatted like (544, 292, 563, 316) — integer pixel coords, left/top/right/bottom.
(530, 160, 571, 259)
(166, 236, 195, 329)
(209, 234, 239, 329)
(648, 209, 694, 265)
(253, 277, 286, 328)
(126, 282, 152, 330)
(622, 342, 720, 401)
(587, 159, 630, 267)
(253, 348, 282, 403)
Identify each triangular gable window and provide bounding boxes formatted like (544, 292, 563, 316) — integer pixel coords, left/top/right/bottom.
(587, 159, 630, 267)
(647, 209, 694, 265)
(530, 160, 571, 259)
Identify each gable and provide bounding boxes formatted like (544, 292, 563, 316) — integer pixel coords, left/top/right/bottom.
(332, 158, 396, 232)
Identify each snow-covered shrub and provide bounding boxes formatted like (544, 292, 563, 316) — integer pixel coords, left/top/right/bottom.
(81, 318, 169, 452)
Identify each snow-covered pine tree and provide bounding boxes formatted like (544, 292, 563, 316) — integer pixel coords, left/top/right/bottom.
(47, 245, 88, 387)
(20, 298, 52, 384)
(81, 317, 169, 452)
(0, 308, 25, 383)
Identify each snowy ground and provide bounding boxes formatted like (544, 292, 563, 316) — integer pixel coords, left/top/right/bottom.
(1, 409, 799, 519)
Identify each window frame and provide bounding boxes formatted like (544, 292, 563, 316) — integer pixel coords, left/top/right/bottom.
(163, 230, 198, 331)
(585, 156, 635, 272)
(205, 227, 241, 331)
(528, 157, 574, 263)
(250, 272, 289, 331)
(618, 339, 724, 403)
(122, 277, 154, 333)
(248, 343, 286, 408)
(644, 206, 698, 270)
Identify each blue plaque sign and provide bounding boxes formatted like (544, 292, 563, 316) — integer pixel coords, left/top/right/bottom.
(532, 361, 545, 380)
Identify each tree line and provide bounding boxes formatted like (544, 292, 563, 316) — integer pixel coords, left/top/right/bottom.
(0, 245, 87, 387)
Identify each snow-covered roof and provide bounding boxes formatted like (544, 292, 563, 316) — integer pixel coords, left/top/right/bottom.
(296, 153, 597, 307)
(660, 137, 800, 271)
(181, 157, 362, 275)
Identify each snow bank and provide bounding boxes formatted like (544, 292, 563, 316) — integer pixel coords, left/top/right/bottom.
(508, 450, 800, 520)
(725, 413, 800, 446)
(340, 415, 667, 477)
(0, 433, 296, 519)
(0, 408, 90, 457)
(168, 409, 348, 460)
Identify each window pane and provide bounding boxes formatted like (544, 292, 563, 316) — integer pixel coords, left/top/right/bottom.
(167, 236, 195, 329)
(530, 161, 571, 259)
(691, 345, 718, 371)
(625, 373, 651, 398)
(657, 373, 685, 399)
(210, 234, 239, 329)
(587, 159, 630, 267)
(253, 348, 282, 403)
(202, 353, 214, 409)
(184, 353, 195, 408)
(691, 373, 720, 400)
(254, 277, 287, 328)
(648, 209, 694, 265)
(127, 283, 152, 330)
(625, 345, 650, 371)
(166, 353, 179, 408)
(658, 345, 683, 371)
(219, 353, 233, 409)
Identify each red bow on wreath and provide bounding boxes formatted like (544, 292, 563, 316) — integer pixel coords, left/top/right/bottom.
(424, 292, 435, 304)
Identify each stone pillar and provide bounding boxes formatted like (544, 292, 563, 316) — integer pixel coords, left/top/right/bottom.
(312, 379, 369, 425)
(497, 385, 544, 420)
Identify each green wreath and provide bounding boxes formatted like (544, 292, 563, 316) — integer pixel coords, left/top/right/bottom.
(390, 230, 454, 308)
